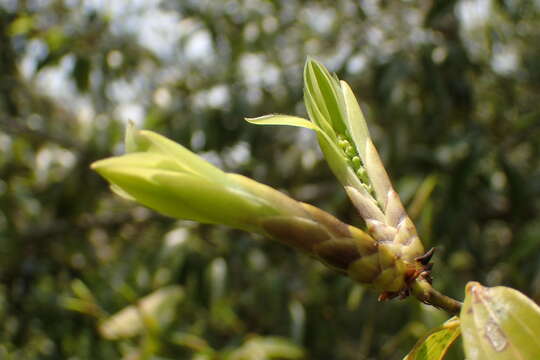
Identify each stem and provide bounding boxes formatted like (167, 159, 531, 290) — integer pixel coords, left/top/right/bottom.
(411, 277, 462, 316)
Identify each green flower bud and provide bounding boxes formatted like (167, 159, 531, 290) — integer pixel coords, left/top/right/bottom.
(351, 156, 361, 169)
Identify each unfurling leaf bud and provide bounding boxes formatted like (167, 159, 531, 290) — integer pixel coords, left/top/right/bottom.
(92, 126, 427, 296)
(93, 59, 437, 301)
(248, 59, 431, 298)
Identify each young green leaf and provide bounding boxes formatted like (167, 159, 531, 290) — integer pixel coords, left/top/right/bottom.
(340, 80, 370, 161)
(460, 282, 540, 360)
(91, 153, 278, 232)
(125, 121, 227, 182)
(246, 58, 430, 301)
(403, 317, 460, 360)
(245, 114, 319, 130)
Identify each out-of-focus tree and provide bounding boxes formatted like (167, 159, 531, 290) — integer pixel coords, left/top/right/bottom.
(0, 1, 539, 359)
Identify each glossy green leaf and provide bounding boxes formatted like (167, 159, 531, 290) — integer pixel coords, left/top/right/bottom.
(460, 282, 540, 360)
(404, 317, 460, 360)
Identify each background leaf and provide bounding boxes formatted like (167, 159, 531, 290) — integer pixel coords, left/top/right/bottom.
(460, 282, 540, 360)
(99, 285, 184, 340)
(403, 317, 460, 360)
(225, 336, 305, 360)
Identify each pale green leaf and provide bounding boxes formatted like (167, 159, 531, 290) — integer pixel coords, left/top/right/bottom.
(364, 138, 392, 208)
(245, 114, 319, 130)
(125, 126, 227, 182)
(404, 317, 460, 360)
(304, 58, 347, 135)
(340, 80, 370, 161)
(461, 282, 540, 360)
(228, 174, 309, 219)
(93, 152, 189, 174)
(304, 59, 332, 123)
(110, 184, 136, 201)
(155, 172, 276, 232)
(92, 163, 217, 224)
(93, 155, 276, 231)
(304, 83, 337, 139)
(245, 112, 355, 192)
(341, 77, 394, 212)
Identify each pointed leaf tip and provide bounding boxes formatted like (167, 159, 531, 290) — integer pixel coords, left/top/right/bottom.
(245, 114, 319, 131)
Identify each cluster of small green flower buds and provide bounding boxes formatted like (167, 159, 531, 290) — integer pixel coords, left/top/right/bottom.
(337, 134, 374, 196)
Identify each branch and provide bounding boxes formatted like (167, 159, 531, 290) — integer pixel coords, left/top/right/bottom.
(411, 276, 462, 316)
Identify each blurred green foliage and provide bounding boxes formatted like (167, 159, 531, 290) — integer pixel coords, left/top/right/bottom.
(0, 0, 539, 359)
